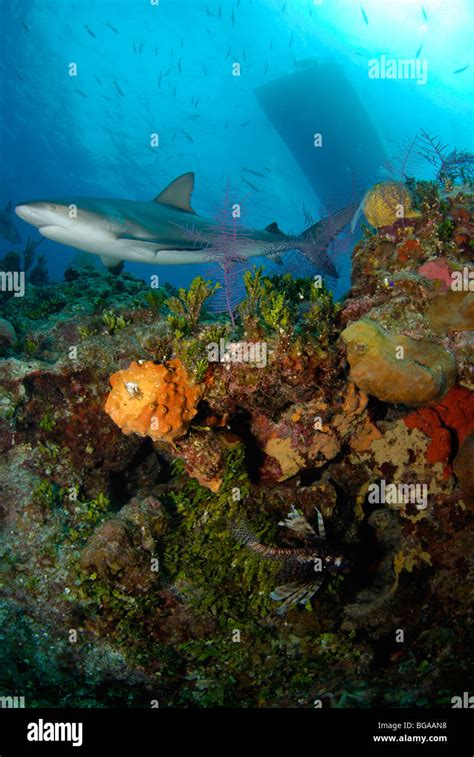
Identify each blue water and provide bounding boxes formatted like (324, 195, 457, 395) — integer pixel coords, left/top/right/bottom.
(1, 0, 472, 298)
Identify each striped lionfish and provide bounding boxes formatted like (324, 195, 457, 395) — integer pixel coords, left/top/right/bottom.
(233, 507, 348, 615)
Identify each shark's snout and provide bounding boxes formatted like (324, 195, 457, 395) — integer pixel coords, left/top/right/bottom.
(15, 204, 41, 226)
(15, 202, 72, 231)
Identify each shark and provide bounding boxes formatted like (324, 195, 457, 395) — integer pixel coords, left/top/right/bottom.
(0, 201, 21, 244)
(15, 172, 354, 277)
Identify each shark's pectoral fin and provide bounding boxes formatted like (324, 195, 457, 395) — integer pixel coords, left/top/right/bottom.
(100, 255, 124, 275)
(153, 172, 197, 215)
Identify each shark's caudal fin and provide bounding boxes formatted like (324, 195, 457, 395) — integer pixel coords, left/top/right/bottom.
(296, 203, 357, 278)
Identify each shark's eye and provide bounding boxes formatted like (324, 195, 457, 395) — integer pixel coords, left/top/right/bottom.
(48, 204, 56, 212)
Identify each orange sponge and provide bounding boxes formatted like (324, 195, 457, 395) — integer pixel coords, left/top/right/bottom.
(104, 359, 201, 442)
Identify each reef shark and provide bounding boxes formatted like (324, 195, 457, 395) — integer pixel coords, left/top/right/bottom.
(0, 201, 21, 244)
(15, 173, 354, 277)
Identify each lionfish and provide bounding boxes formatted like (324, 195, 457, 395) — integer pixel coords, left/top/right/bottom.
(233, 507, 348, 615)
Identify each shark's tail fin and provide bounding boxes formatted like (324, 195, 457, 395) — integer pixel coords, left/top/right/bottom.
(296, 203, 358, 279)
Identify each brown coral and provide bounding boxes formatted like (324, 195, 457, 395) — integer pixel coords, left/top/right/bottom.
(104, 359, 202, 442)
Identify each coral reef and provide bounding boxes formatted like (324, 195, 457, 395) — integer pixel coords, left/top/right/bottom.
(0, 178, 472, 709)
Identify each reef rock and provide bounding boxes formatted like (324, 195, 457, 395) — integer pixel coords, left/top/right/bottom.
(341, 318, 456, 406)
(80, 515, 159, 595)
(453, 434, 474, 505)
(0, 317, 16, 346)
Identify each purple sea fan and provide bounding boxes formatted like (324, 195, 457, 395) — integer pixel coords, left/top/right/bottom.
(181, 184, 251, 328)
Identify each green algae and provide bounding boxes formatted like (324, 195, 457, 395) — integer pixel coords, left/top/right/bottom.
(166, 276, 220, 336)
(162, 447, 279, 623)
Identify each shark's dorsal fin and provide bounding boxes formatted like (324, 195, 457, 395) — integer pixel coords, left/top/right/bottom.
(265, 221, 283, 235)
(153, 172, 196, 214)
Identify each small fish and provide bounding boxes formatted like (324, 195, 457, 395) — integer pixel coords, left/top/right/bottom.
(415, 44, 423, 59)
(202, 63, 208, 76)
(453, 64, 469, 74)
(154, 45, 158, 55)
(241, 176, 259, 192)
(178, 58, 182, 73)
(16, 71, 24, 81)
(101, 96, 112, 102)
(289, 31, 293, 47)
(264, 62, 269, 74)
(360, 4, 369, 25)
(421, 5, 428, 21)
(242, 46, 247, 61)
(139, 41, 145, 54)
(231, 9, 235, 27)
(242, 167, 266, 178)
(218, 4, 222, 19)
(180, 129, 194, 143)
(22, 19, 31, 31)
(75, 89, 88, 98)
(194, 97, 200, 108)
(282, 2, 287, 12)
(233, 507, 348, 615)
(186, 114, 201, 120)
(94, 74, 102, 85)
(225, 45, 231, 59)
(241, 120, 252, 127)
(158, 73, 162, 88)
(105, 22, 118, 33)
(270, 40, 273, 51)
(206, 7, 214, 17)
(133, 41, 137, 54)
(113, 78, 124, 96)
(85, 24, 96, 39)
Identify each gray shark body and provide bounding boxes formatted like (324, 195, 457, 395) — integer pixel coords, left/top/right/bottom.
(15, 173, 353, 277)
(0, 201, 21, 244)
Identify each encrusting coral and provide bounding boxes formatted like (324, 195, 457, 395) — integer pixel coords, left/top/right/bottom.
(104, 358, 202, 442)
